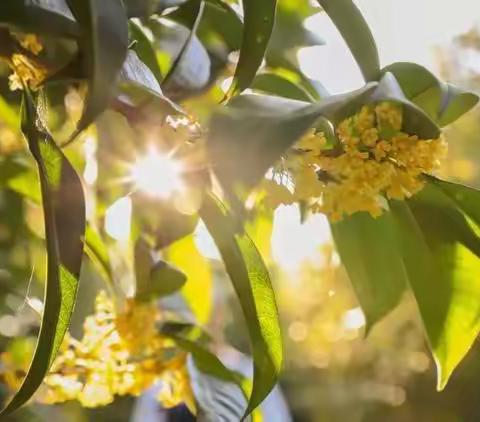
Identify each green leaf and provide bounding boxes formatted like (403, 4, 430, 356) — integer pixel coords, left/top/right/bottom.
(152, 19, 211, 98)
(162, 323, 251, 420)
(381, 62, 442, 118)
(331, 211, 407, 331)
(84, 225, 113, 285)
(119, 50, 163, 95)
(316, 0, 380, 81)
(134, 238, 187, 301)
(132, 195, 199, 250)
(430, 177, 480, 224)
(226, 0, 278, 97)
(163, 324, 244, 386)
(66, 0, 129, 142)
(129, 20, 163, 85)
(187, 356, 250, 422)
(162, 0, 205, 88)
(199, 194, 282, 416)
(208, 83, 376, 194)
(390, 183, 480, 390)
(252, 72, 315, 102)
(368, 72, 441, 138)
(167, 0, 244, 52)
(1, 91, 85, 416)
(382, 62, 479, 126)
(437, 83, 479, 127)
(267, 0, 324, 69)
(0, 0, 79, 37)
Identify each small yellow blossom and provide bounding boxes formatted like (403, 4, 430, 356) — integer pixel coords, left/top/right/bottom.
(19, 34, 44, 55)
(266, 102, 447, 221)
(0, 33, 47, 91)
(8, 53, 47, 91)
(0, 291, 194, 409)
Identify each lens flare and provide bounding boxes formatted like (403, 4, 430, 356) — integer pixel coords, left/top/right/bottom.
(130, 148, 184, 199)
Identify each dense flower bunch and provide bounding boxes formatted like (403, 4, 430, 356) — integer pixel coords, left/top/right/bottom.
(1, 292, 195, 410)
(266, 102, 447, 221)
(6, 34, 47, 91)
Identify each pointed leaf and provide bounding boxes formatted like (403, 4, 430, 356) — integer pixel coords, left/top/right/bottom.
(199, 194, 282, 416)
(438, 83, 479, 127)
(331, 211, 407, 331)
(390, 184, 480, 390)
(226, 0, 278, 97)
(66, 0, 128, 141)
(187, 356, 249, 422)
(208, 84, 376, 194)
(252, 72, 315, 102)
(134, 239, 187, 302)
(1, 92, 85, 415)
(368, 72, 440, 138)
(430, 177, 480, 224)
(382, 62, 479, 126)
(162, 0, 205, 88)
(119, 50, 163, 95)
(129, 20, 163, 85)
(0, 0, 78, 37)
(316, 0, 380, 81)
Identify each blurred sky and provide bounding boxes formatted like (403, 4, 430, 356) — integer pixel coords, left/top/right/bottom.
(299, 0, 480, 93)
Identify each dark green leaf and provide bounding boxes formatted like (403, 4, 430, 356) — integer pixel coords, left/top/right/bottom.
(66, 0, 129, 142)
(316, 0, 380, 81)
(132, 195, 198, 250)
(225, 0, 278, 97)
(0, 0, 78, 37)
(152, 19, 211, 98)
(188, 355, 250, 422)
(134, 238, 187, 302)
(390, 183, 480, 390)
(331, 211, 407, 331)
(199, 194, 282, 416)
(167, 0, 243, 52)
(164, 325, 244, 386)
(162, 0, 205, 88)
(1, 91, 85, 415)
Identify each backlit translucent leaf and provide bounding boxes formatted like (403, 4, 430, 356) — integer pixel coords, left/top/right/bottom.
(331, 211, 407, 331)
(226, 0, 278, 97)
(390, 184, 480, 390)
(1, 91, 85, 415)
(199, 194, 282, 416)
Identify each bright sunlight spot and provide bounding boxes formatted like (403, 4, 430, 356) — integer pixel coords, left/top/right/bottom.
(130, 147, 184, 199)
(342, 307, 366, 331)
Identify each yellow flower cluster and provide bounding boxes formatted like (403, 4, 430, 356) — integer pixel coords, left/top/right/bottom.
(1, 292, 195, 410)
(266, 102, 447, 221)
(7, 34, 47, 91)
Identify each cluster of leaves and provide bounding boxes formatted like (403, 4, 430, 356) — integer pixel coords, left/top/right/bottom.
(0, 0, 479, 420)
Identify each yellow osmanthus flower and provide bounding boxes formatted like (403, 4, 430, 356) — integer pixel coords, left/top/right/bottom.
(0, 291, 195, 409)
(4, 33, 47, 91)
(265, 102, 447, 221)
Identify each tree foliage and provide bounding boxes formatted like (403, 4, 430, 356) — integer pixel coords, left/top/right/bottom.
(0, 0, 478, 419)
